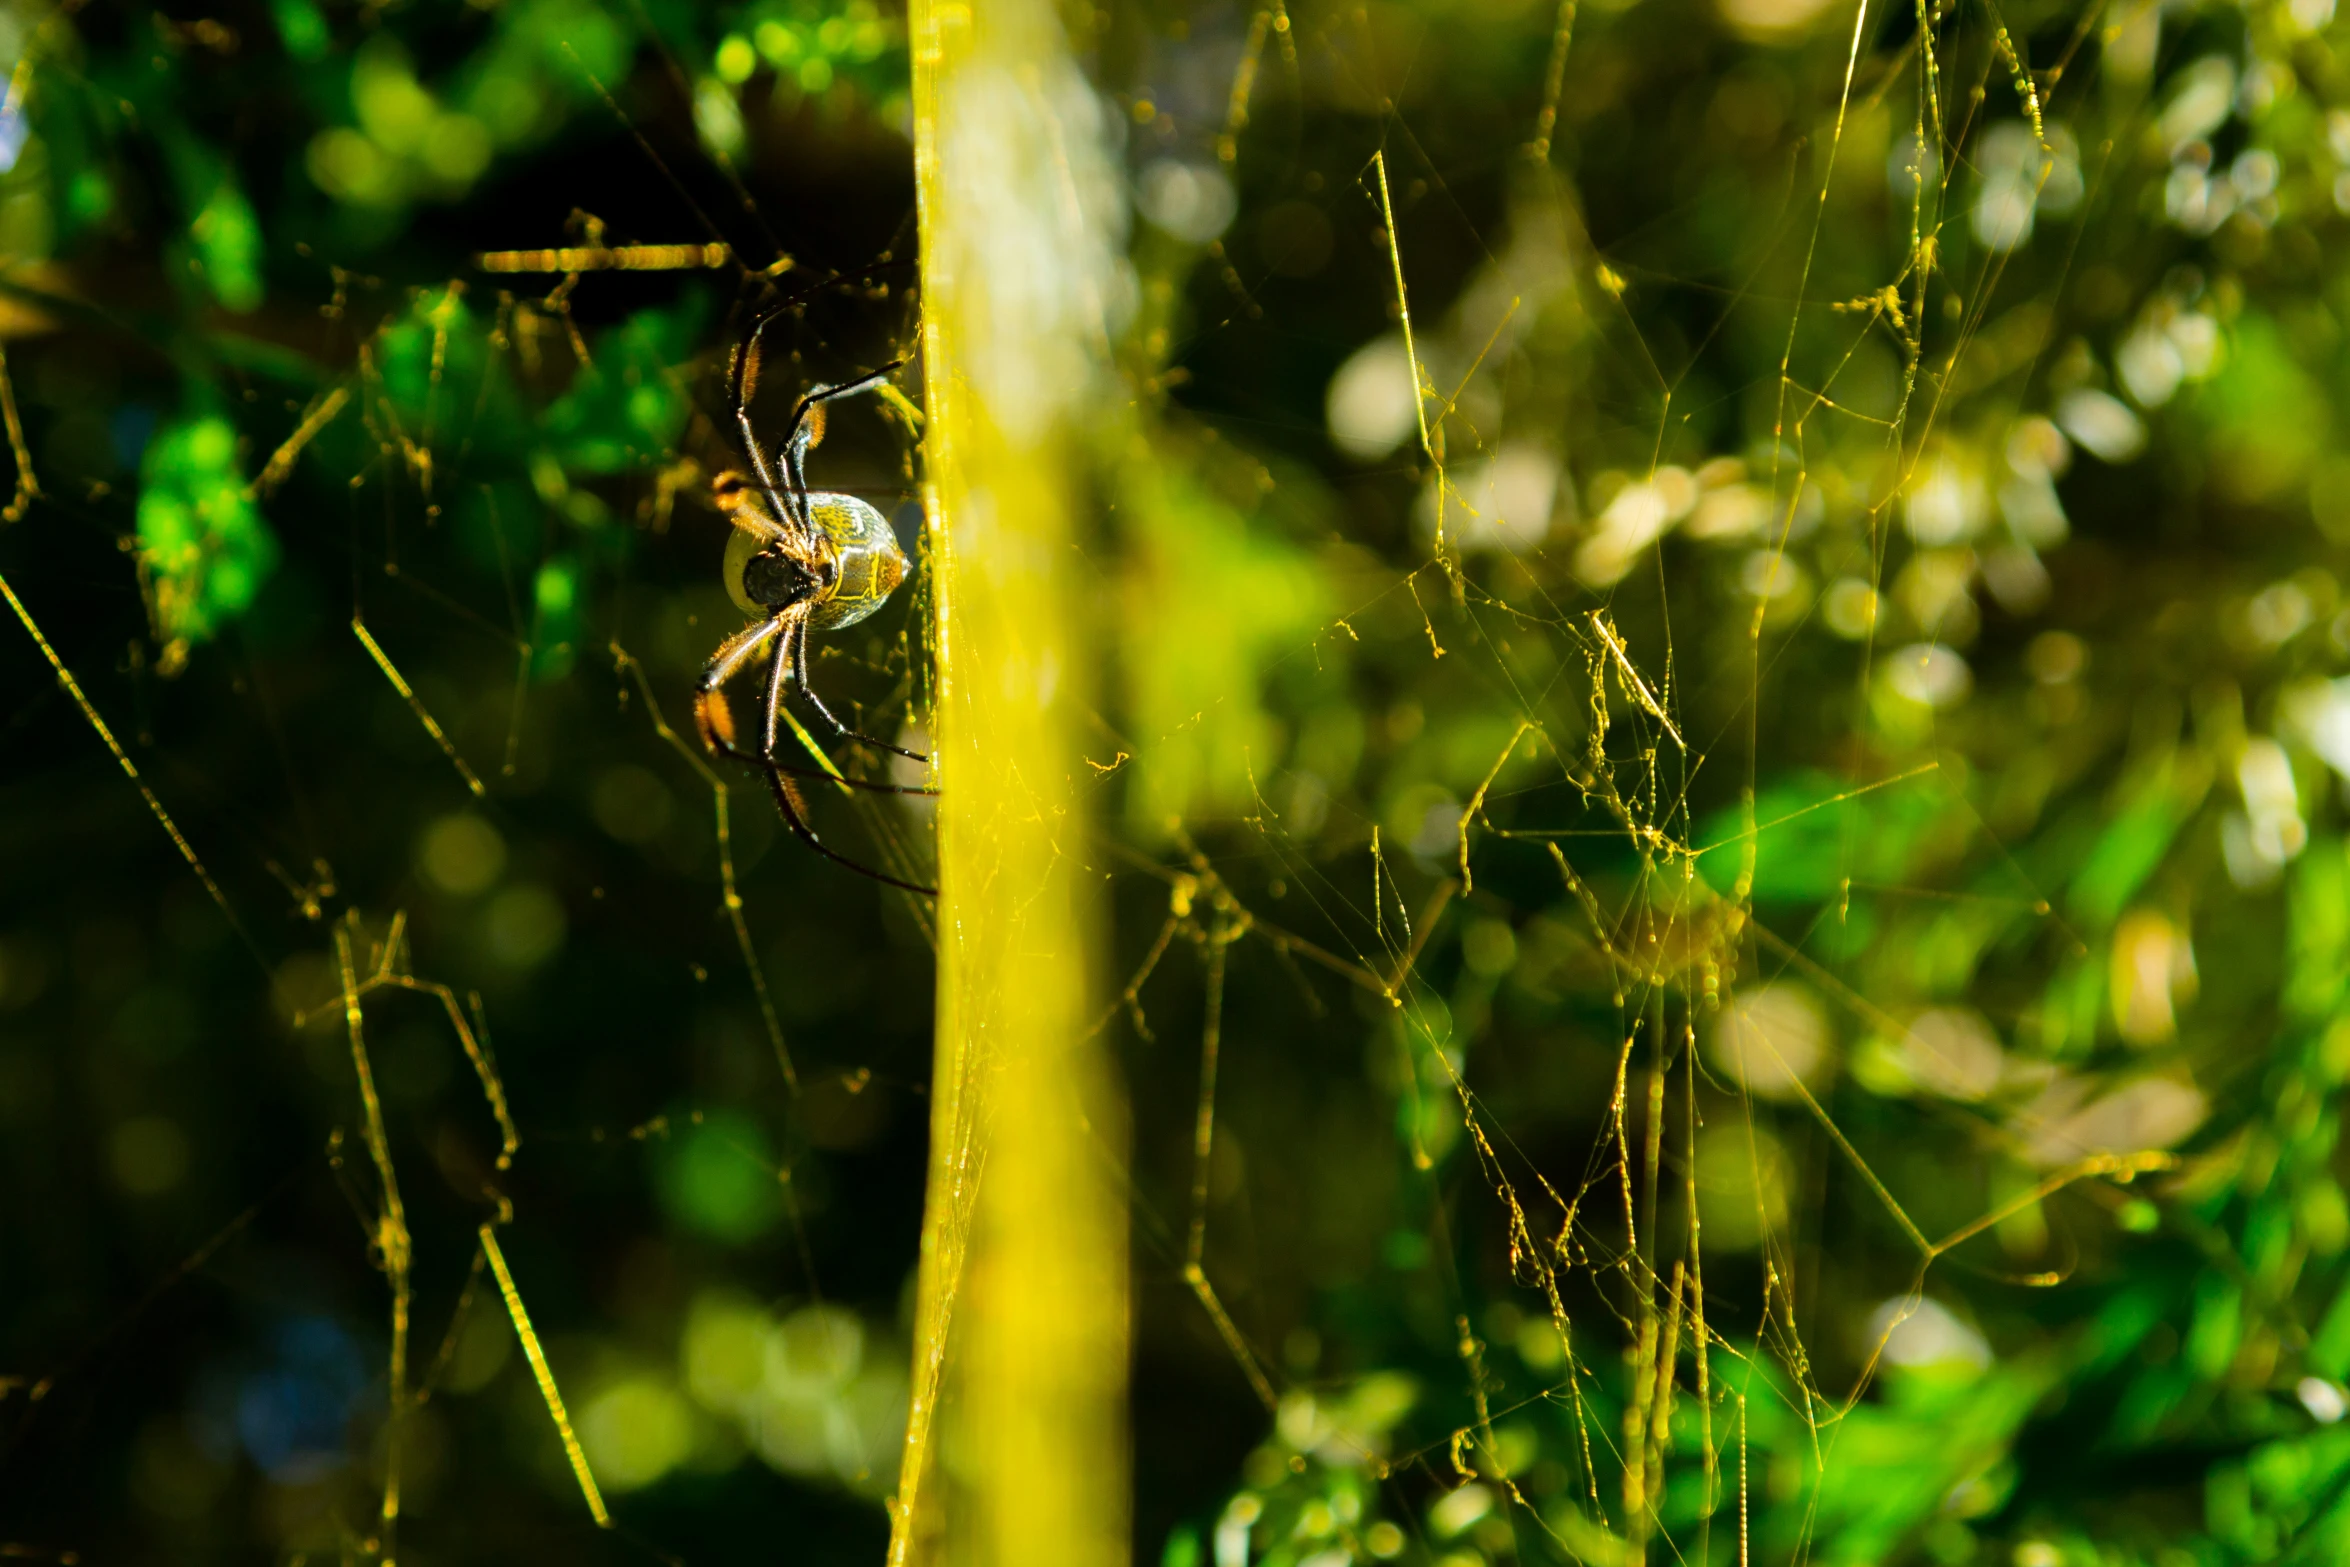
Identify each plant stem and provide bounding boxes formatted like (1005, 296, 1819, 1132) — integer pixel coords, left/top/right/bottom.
(892, 3, 1129, 1564)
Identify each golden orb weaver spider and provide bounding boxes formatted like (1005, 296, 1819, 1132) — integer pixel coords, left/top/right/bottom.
(694, 314, 936, 895)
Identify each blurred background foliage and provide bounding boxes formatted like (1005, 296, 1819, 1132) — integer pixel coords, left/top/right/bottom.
(6, 0, 2350, 1560)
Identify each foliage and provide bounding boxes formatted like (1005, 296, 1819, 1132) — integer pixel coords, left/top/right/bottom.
(5, 0, 2350, 1560)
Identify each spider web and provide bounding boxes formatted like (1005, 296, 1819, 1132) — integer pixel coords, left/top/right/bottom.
(0, 13, 942, 1552)
(1092, 3, 2303, 1564)
(0, 0, 2333, 1561)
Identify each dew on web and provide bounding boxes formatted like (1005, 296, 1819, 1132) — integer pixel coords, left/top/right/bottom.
(0, 0, 2318, 1558)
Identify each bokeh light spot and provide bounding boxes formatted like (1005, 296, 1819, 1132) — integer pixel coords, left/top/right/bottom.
(417, 813, 506, 896)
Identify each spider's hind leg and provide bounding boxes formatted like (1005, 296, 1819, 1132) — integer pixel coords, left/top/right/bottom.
(704, 728, 937, 796)
(695, 687, 738, 755)
(759, 762, 937, 896)
(695, 615, 788, 755)
(798, 688, 932, 765)
(733, 616, 934, 786)
(791, 624, 929, 764)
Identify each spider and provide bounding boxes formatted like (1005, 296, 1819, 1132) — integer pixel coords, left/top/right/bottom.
(694, 315, 936, 895)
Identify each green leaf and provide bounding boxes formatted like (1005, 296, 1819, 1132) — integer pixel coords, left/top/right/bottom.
(136, 416, 276, 646)
(1119, 459, 1331, 835)
(653, 1111, 782, 1244)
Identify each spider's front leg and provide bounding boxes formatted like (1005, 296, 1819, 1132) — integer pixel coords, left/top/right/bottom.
(780, 362, 905, 522)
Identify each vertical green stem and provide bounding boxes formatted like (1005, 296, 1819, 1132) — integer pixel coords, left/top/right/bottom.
(892, 2, 1129, 1564)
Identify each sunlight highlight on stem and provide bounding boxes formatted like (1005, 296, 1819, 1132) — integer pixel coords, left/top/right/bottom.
(892, 1, 1129, 1562)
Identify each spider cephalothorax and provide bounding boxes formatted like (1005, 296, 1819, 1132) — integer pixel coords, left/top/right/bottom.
(692, 315, 933, 894)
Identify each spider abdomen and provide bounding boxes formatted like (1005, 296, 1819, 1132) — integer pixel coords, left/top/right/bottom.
(806, 492, 909, 631)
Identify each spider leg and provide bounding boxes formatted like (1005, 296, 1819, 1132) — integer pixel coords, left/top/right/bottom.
(787, 362, 907, 439)
(758, 759, 938, 896)
(708, 612, 936, 792)
(793, 621, 930, 763)
(758, 610, 800, 759)
(730, 315, 813, 540)
(702, 739, 939, 795)
(782, 360, 906, 524)
(783, 436, 811, 529)
(694, 615, 789, 754)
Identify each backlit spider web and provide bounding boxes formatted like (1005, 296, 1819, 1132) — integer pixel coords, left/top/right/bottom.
(0, 42, 946, 1555)
(1074, 2, 2261, 1564)
(0, 0, 2310, 1561)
